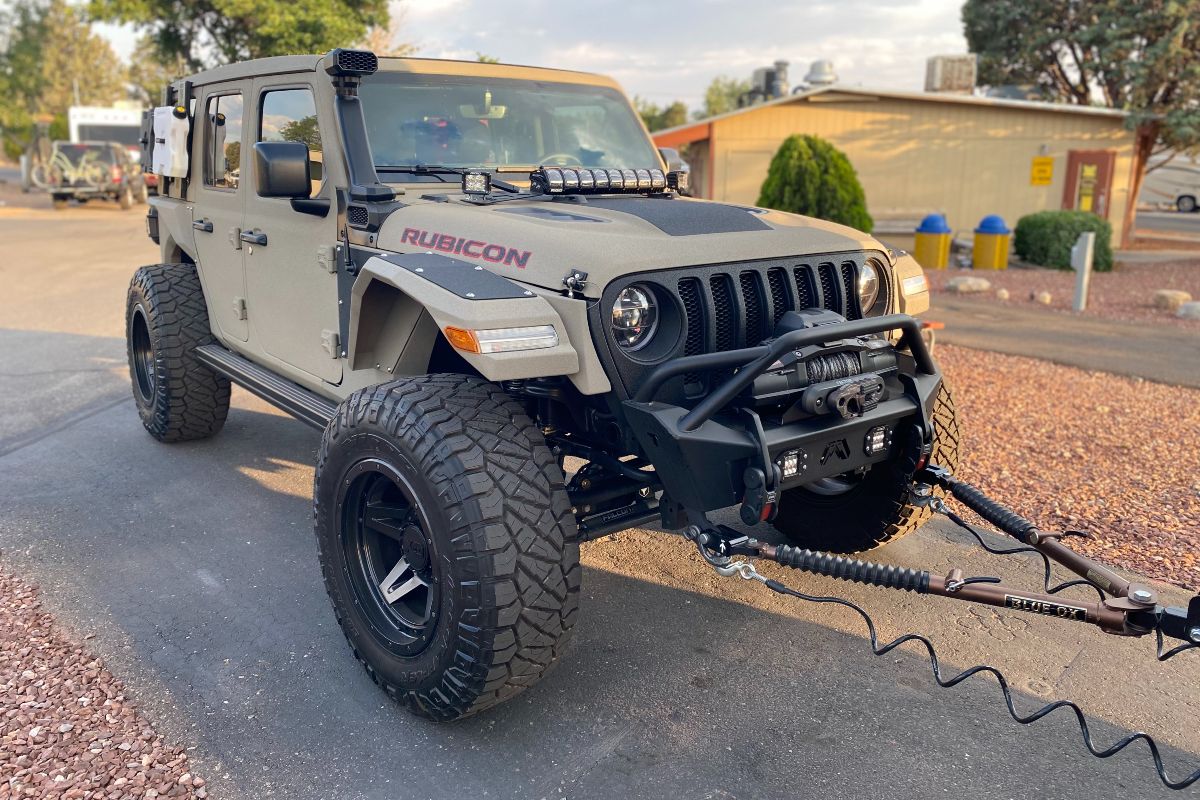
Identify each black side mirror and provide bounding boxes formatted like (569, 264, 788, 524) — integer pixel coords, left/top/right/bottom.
(254, 141, 311, 198)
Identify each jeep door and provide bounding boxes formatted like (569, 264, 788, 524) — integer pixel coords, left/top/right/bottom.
(192, 85, 248, 342)
(242, 79, 342, 384)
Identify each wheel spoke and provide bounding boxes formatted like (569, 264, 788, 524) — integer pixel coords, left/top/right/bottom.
(363, 501, 412, 541)
(379, 558, 427, 604)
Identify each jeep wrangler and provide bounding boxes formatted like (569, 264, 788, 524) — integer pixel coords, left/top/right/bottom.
(129, 50, 955, 721)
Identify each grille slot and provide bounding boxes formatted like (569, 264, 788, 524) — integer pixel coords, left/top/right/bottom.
(793, 266, 815, 309)
(678, 278, 705, 393)
(739, 271, 766, 345)
(817, 262, 839, 311)
(347, 205, 369, 227)
(767, 268, 789, 325)
(709, 275, 736, 353)
(840, 260, 861, 319)
(337, 50, 379, 74)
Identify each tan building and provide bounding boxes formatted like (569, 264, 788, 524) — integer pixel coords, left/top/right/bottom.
(654, 86, 1138, 248)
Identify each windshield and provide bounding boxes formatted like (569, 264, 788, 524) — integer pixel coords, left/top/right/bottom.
(359, 72, 660, 173)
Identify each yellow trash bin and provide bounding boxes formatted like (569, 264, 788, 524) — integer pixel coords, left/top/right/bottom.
(913, 213, 952, 269)
(972, 215, 1011, 270)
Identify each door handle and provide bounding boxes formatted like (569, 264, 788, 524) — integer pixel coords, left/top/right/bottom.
(239, 229, 268, 246)
(192, 218, 213, 233)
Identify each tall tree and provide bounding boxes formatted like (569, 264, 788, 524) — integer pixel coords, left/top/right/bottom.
(696, 75, 751, 119)
(0, 0, 124, 158)
(963, 0, 1200, 245)
(127, 34, 189, 105)
(88, 0, 390, 71)
(634, 97, 689, 132)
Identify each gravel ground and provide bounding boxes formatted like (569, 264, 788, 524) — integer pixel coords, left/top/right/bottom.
(0, 566, 206, 799)
(926, 258, 1200, 329)
(939, 344, 1200, 590)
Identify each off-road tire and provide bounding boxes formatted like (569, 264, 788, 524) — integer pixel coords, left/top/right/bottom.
(315, 375, 581, 721)
(137, 183, 149, 204)
(770, 381, 960, 553)
(125, 264, 230, 442)
(119, 186, 134, 210)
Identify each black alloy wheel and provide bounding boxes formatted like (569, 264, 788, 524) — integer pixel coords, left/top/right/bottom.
(339, 459, 440, 656)
(129, 305, 156, 405)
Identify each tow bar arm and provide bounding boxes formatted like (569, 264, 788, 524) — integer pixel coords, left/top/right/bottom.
(685, 464, 1200, 790)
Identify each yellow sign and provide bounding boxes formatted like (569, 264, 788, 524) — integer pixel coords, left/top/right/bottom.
(1030, 156, 1054, 186)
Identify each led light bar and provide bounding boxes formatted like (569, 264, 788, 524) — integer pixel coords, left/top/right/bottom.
(461, 170, 491, 195)
(529, 166, 670, 195)
(444, 325, 559, 354)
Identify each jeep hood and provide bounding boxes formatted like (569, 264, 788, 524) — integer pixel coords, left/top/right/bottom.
(373, 195, 883, 298)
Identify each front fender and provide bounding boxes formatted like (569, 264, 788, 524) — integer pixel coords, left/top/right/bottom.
(348, 252, 579, 382)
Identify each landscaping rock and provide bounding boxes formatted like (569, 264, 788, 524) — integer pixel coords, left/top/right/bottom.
(1177, 301, 1200, 320)
(946, 275, 991, 294)
(995, 288, 1010, 301)
(1153, 289, 1193, 312)
(1034, 290, 1053, 305)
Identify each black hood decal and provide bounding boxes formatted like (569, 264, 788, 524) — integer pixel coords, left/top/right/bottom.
(583, 197, 770, 236)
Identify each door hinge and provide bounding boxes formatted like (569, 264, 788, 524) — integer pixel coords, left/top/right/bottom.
(229, 226, 242, 250)
(321, 329, 340, 359)
(317, 244, 337, 273)
(232, 297, 247, 320)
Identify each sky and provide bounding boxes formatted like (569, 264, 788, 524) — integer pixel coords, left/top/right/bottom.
(94, 0, 970, 112)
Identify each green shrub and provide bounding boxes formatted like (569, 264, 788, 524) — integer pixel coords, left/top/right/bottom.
(1013, 210, 1114, 272)
(757, 134, 873, 233)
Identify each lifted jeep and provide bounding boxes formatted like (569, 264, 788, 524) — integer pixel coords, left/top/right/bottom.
(129, 49, 952, 720)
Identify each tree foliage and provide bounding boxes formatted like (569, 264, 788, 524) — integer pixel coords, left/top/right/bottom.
(0, 0, 125, 158)
(128, 34, 189, 105)
(633, 97, 688, 132)
(697, 75, 750, 119)
(963, 0, 1200, 242)
(757, 134, 873, 232)
(88, 0, 391, 71)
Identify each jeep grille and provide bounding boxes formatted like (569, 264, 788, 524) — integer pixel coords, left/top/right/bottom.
(595, 254, 879, 401)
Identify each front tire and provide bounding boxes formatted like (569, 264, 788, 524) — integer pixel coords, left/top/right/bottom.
(770, 382, 960, 553)
(315, 376, 581, 721)
(126, 264, 231, 442)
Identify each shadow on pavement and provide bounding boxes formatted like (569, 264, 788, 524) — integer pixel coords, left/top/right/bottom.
(0, 397, 1196, 800)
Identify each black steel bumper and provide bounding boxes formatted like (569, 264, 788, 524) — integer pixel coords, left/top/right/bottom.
(621, 314, 943, 514)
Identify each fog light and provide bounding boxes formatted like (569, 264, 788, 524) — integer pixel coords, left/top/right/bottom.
(461, 170, 491, 195)
(864, 425, 891, 456)
(777, 449, 805, 478)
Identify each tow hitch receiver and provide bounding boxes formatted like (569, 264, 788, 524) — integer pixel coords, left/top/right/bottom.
(685, 464, 1200, 790)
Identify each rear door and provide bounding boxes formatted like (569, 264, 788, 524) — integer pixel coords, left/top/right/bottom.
(192, 85, 248, 342)
(242, 79, 342, 383)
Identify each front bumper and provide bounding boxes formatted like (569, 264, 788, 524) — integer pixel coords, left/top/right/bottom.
(621, 314, 942, 514)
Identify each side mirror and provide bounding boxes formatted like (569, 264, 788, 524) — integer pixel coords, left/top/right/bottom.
(254, 141, 311, 198)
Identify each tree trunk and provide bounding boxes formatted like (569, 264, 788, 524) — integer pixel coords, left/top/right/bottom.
(1121, 121, 1160, 248)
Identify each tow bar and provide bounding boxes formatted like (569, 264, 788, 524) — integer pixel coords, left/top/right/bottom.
(685, 464, 1200, 790)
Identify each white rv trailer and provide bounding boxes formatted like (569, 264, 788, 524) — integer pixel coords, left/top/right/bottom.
(1139, 154, 1200, 212)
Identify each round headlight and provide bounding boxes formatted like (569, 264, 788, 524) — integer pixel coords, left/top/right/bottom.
(858, 260, 881, 313)
(611, 285, 658, 349)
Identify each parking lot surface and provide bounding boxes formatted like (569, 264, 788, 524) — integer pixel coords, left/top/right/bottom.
(1, 202, 1198, 799)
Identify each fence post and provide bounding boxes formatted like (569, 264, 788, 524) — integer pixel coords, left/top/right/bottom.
(1071, 232, 1095, 312)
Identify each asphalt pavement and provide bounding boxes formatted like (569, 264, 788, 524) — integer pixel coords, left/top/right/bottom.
(1137, 211, 1200, 238)
(1, 202, 1198, 800)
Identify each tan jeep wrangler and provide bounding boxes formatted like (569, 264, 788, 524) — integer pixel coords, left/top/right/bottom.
(129, 49, 956, 721)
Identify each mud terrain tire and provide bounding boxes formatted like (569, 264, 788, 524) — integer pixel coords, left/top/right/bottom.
(770, 381, 960, 553)
(126, 264, 230, 442)
(314, 375, 580, 721)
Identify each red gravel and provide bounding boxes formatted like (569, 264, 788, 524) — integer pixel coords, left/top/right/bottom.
(0, 566, 206, 799)
(926, 257, 1200, 329)
(939, 344, 1200, 590)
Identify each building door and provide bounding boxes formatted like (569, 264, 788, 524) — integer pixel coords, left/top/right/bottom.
(242, 80, 342, 384)
(1062, 150, 1116, 218)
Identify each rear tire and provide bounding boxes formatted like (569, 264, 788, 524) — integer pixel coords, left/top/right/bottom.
(315, 376, 580, 721)
(126, 264, 230, 442)
(51, 196, 68, 210)
(1177, 195, 1198, 213)
(770, 381, 960, 553)
(119, 186, 134, 210)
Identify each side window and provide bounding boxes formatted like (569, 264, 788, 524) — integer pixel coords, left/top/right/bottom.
(203, 93, 243, 189)
(260, 88, 323, 196)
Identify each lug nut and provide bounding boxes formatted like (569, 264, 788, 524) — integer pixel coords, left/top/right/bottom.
(1131, 588, 1153, 603)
